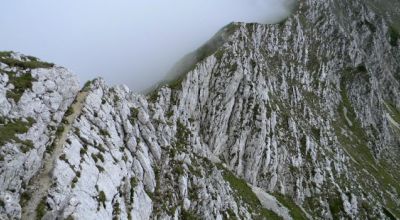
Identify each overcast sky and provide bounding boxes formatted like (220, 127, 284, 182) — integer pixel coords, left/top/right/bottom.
(0, 0, 293, 92)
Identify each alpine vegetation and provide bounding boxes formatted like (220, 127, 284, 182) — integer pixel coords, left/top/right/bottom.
(1, 0, 400, 219)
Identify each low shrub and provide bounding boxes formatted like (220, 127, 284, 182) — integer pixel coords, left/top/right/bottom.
(36, 197, 47, 219)
(99, 191, 106, 208)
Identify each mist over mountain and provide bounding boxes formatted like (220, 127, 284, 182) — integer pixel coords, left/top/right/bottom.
(1, 0, 400, 219)
(0, 0, 293, 92)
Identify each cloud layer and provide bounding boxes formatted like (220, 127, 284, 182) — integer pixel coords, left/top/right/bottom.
(0, 0, 294, 92)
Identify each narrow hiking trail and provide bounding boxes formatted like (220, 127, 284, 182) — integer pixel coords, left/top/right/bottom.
(21, 91, 89, 219)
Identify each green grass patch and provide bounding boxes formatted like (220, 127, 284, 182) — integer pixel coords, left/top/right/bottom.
(36, 197, 47, 219)
(82, 80, 94, 92)
(174, 121, 191, 151)
(328, 196, 344, 220)
(146, 90, 159, 103)
(0, 117, 35, 151)
(99, 129, 110, 137)
(180, 209, 200, 220)
(0, 53, 54, 69)
(55, 125, 65, 137)
(222, 208, 238, 220)
(311, 127, 321, 142)
(337, 67, 376, 166)
(20, 191, 31, 207)
(272, 193, 308, 220)
(64, 106, 74, 117)
(5, 71, 36, 103)
(71, 176, 79, 188)
(112, 201, 121, 220)
(98, 191, 106, 208)
(130, 177, 138, 204)
(167, 77, 185, 90)
(220, 166, 282, 220)
(0, 51, 13, 58)
(96, 165, 105, 172)
(129, 107, 139, 124)
(97, 153, 104, 162)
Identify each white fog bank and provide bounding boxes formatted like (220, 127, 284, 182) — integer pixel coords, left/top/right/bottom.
(0, 0, 295, 92)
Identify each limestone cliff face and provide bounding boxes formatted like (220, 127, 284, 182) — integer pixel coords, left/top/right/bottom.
(1, 0, 400, 219)
(0, 52, 80, 218)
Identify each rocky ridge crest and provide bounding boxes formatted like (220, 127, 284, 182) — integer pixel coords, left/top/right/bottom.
(1, 0, 400, 219)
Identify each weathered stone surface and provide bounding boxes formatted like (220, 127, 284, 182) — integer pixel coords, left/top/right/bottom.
(1, 0, 400, 219)
(0, 53, 80, 219)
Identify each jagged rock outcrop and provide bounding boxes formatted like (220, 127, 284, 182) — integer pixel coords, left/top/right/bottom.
(1, 0, 400, 219)
(0, 52, 80, 219)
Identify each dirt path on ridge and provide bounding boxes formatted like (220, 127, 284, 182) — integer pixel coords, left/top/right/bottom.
(21, 91, 88, 219)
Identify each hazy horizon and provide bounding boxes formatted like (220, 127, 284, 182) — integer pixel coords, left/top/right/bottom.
(0, 0, 294, 92)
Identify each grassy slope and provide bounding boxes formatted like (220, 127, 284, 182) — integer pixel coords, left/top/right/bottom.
(334, 68, 400, 218)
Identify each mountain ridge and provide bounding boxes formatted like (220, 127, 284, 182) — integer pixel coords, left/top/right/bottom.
(1, 0, 400, 219)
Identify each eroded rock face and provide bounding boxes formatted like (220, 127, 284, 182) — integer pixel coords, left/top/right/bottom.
(0, 53, 80, 219)
(44, 79, 259, 219)
(1, 0, 400, 219)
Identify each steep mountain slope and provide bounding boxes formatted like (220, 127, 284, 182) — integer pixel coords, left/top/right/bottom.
(0, 52, 80, 218)
(1, 0, 400, 219)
